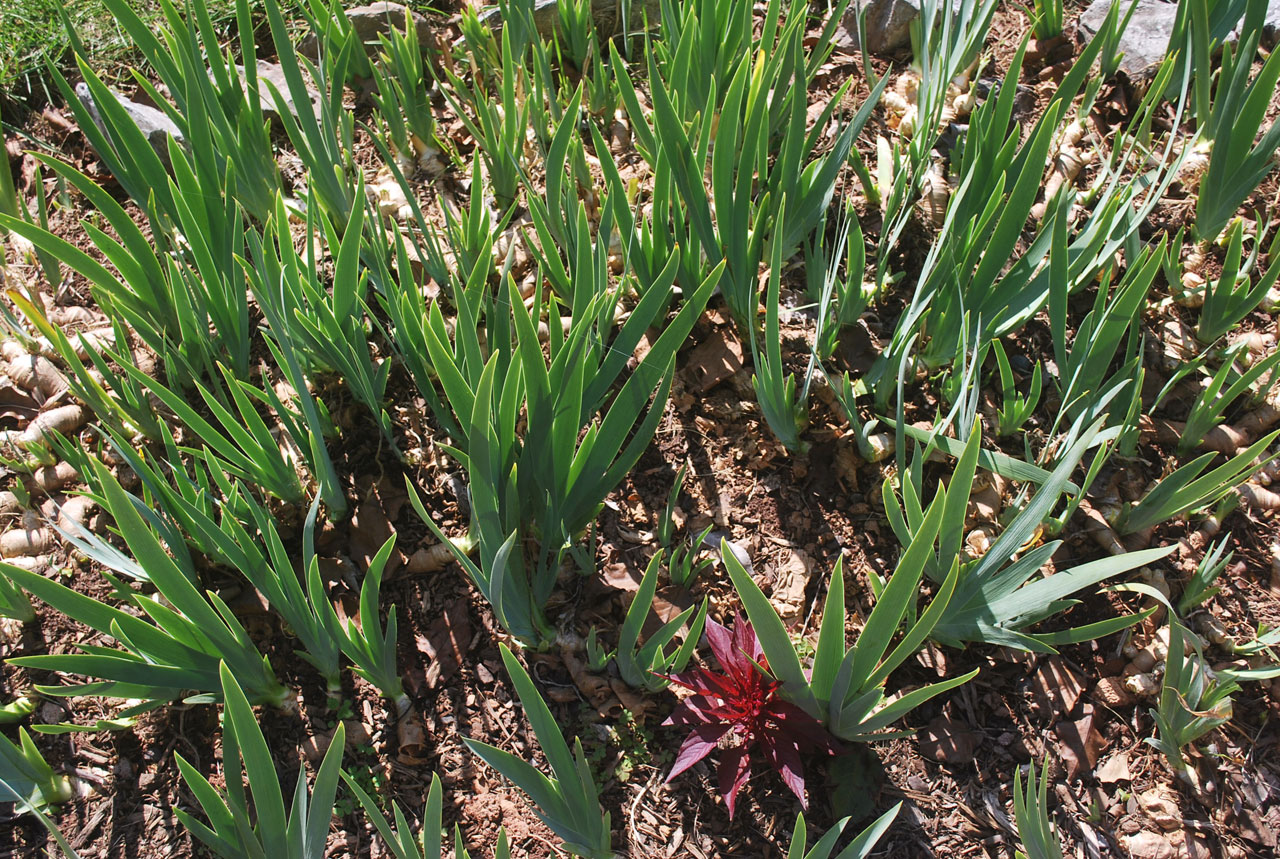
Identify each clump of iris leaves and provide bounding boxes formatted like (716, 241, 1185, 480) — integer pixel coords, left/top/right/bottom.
(2, 0, 1280, 856)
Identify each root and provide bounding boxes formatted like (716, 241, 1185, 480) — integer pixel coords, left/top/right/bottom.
(918, 162, 950, 228)
(18, 404, 86, 446)
(1237, 398, 1280, 439)
(2, 341, 69, 404)
(55, 494, 96, 537)
(404, 539, 468, 574)
(1140, 416, 1247, 455)
(1176, 514, 1220, 559)
(23, 462, 80, 496)
(1, 525, 57, 558)
(1079, 500, 1127, 556)
(1237, 482, 1280, 511)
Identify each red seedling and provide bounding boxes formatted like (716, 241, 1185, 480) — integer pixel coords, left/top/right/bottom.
(661, 613, 839, 817)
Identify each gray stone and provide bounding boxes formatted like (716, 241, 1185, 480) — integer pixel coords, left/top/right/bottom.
(481, 0, 663, 41)
(247, 61, 322, 123)
(1253, 0, 1280, 44)
(299, 1, 432, 59)
(73, 82, 185, 166)
(837, 0, 923, 56)
(835, 0, 968, 57)
(1078, 0, 1179, 81)
(1079, 0, 1280, 81)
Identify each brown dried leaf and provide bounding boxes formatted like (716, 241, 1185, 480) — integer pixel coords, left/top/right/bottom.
(1136, 787, 1181, 832)
(685, 328, 743, 393)
(1053, 712, 1105, 780)
(413, 599, 472, 689)
(302, 720, 373, 764)
(1096, 753, 1132, 784)
(601, 561, 642, 594)
(349, 478, 407, 576)
(1232, 804, 1277, 848)
(1123, 830, 1177, 859)
(918, 715, 978, 764)
(1028, 657, 1085, 718)
(915, 643, 950, 678)
(397, 715, 431, 765)
(772, 548, 815, 628)
(561, 646, 620, 720)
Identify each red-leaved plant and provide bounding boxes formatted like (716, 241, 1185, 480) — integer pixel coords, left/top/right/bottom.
(662, 613, 840, 817)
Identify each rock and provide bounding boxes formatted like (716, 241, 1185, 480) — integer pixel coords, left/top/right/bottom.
(837, 0, 924, 55)
(1079, 0, 1280, 80)
(299, 2, 431, 59)
(1094, 675, 1134, 707)
(1231, 0, 1280, 45)
(73, 82, 185, 166)
(1078, 0, 1180, 81)
(835, 0, 965, 56)
(244, 61, 322, 123)
(481, 0, 663, 41)
(345, 2, 431, 45)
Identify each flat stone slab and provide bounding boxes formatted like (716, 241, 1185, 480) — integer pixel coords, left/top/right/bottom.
(248, 61, 322, 122)
(73, 82, 184, 166)
(837, 0, 925, 56)
(481, 0, 662, 40)
(835, 0, 968, 56)
(1078, 0, 1280, 81)
(299, 1, 432, 59)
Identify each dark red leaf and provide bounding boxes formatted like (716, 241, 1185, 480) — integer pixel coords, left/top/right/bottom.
(667, 723, 731, 782)
(759, 731, 807, 807)
(732, 612, 764, 667)
(718, 745, 752, 819)
(767, 701, 844, 753)
(664, 694, 723, 727)
(705, 615, 735, 670)
(662, 615, 840, 818)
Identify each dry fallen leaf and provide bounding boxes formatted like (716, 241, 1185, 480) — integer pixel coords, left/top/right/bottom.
(1136, 787, 1182, 832)
(771, 548, 815, 628)
(918, 715, 978, 764)
(1234, 802, 1279, 849)
(685, 327, 744, 393)
(601, 561, 642, 594)
(413, 599, 472, 690)
(1124, 830, 1178, 859)
(1054, 711, 1105, 780)
(397, 714, 431, 765)
(1096, 753, 1132, 784)
(302, 720, 372, 764)
(1028, 656, 1086, 718)
(1184, 832, 1214, 859)
(916, 642, 950, 678)
(348, 479, 409, 571)
(561, 646, 621, 720)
